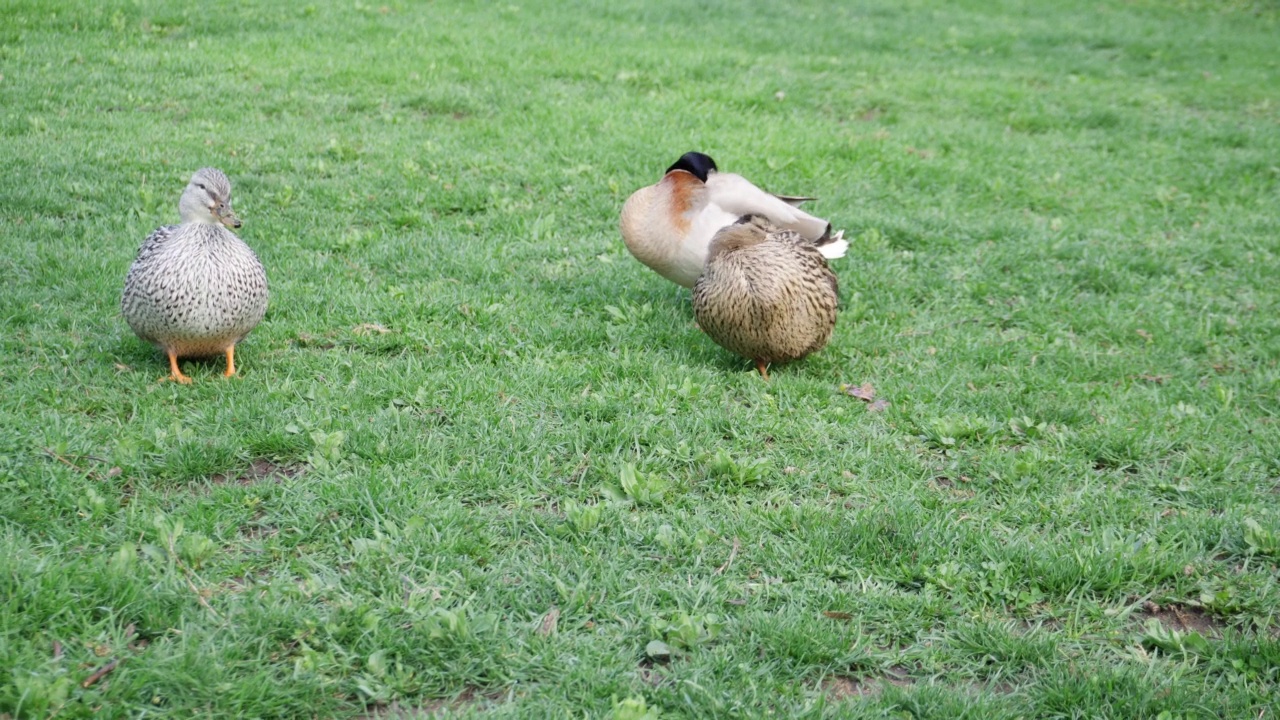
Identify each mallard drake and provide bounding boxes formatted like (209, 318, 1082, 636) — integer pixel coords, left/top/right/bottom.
(692, 214, 838, 379)
(619, 151, 847, 288)
(121, 168, 268, 384)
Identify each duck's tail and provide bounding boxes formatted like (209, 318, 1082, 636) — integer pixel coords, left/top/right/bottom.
(814, 225, 848, 260)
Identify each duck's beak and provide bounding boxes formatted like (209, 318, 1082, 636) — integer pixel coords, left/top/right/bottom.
(216, 203, 242, 229)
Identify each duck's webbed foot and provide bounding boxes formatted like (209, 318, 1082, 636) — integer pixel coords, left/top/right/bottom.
(754, 359, 770, 380)
(167, 350, 193, 385)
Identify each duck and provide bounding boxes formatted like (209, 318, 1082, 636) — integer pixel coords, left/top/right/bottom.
(619, 151, 847, 288)
(121, 168, 269, 384)
(692, 214, 839, 380)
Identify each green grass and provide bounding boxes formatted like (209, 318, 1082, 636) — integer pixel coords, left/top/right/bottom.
(2, 0, 1279, 716)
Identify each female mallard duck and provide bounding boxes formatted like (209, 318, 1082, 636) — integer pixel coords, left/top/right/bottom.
(692, 214, 838, 379)
(619, 151, 847, 288)
(121, 168, 268, 384)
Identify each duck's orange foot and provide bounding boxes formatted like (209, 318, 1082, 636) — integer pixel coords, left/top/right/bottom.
(167, 351, 193, 385)
(223, 346, 237, 378)
(755, 360, 770, 381)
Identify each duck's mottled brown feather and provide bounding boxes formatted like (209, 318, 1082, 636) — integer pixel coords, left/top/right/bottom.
(692, 217, 838, 373)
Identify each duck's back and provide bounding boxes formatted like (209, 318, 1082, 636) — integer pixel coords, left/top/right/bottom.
(122, 223, 268, 357)
(693, 234, 837, 364)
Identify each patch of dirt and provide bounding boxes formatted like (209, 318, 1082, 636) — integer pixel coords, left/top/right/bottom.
(210, 459, 304, 486)
(929, 475, 975, 499)
(1020, 617, 1063, 633)
(970, 679, 1015, 694)
(238, 524, 279, 541)
(219, 568, 271, 594)
(882, 665, 913, 687)
(359, 688, 504, 718)
(822, 676, 877, 700)
(821, 666, 914, 702)
(1138, 601, 1221, 635)
(638, 666, 668, 688)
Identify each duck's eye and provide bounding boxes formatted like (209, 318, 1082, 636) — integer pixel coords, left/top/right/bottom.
(196, 183, 207, 191)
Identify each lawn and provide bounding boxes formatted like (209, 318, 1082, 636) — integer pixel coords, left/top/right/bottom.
(2, 0, 1279, 716)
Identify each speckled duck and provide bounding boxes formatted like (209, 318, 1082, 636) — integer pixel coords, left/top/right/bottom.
(121, 168, 268, 384)
(692, 214, 839, 380)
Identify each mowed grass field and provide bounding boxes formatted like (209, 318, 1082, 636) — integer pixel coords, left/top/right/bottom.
(2, 0, 1279, 716)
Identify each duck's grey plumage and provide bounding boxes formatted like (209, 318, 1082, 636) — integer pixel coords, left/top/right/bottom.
(121, 168, 267, 381)
(692, 215, 838, 378)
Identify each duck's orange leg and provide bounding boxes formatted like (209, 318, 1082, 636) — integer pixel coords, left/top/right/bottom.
(224, 345, 237, 378)
(167, 350, 193, 385)
(755, 360, 770, 380)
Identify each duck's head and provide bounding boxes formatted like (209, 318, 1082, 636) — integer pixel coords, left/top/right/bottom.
(707, 214, 772, 260)
(665, 151, 717, 182)
(178, 167, 241, 229)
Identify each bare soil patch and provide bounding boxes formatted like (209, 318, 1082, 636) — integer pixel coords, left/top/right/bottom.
(210, 459, 305, 486)
(1139, 602, 1221, 635)
(821, 666, 914, 702)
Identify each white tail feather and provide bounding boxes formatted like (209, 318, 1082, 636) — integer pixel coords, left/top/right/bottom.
(818, 230, 847, 260)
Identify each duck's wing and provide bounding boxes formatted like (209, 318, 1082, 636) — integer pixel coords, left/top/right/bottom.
(708, 173, 847, 259)
(122, 225, 181, 332)
(135, 224, 179, 254)
(126, 225, 181, 272)
(705, 173, 831, 242)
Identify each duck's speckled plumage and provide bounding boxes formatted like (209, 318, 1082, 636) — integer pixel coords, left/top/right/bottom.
(620, 151, 847, 288)
(692, 215, 838, 378)
(121, 168, 268, 382)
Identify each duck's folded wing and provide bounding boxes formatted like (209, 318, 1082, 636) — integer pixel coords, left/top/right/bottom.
(131, 224, 180, 263)
(706, 173, 831, 242)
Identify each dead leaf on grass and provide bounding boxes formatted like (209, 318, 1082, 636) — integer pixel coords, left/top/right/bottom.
(537, 607, 560, 637)
(868, 399, 890, 412)
(81, 658, 119, 688)
(823, 611, 854, 621)
(1136, 328, 1153, 342)
(840, 382, 876, 401)
(1137, 374, 1170, 384)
